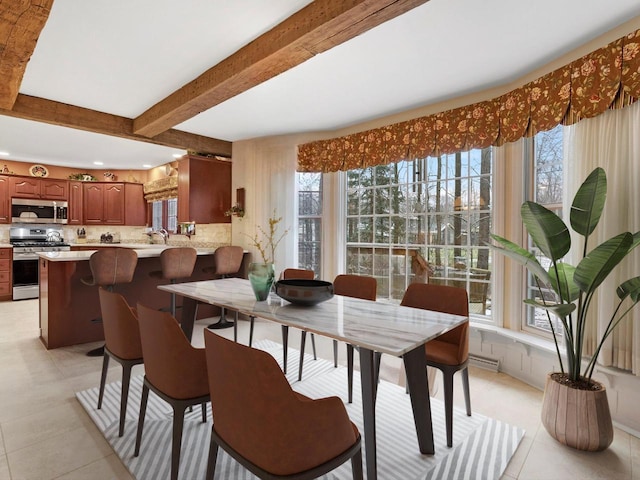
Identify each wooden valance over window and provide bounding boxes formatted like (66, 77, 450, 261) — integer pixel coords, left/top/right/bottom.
(298, 29, 640, 173)
(143, 176, 178, 202)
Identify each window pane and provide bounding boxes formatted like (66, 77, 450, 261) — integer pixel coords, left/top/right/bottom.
(346, 148, 493, 313)
(297, 173, 322, 277)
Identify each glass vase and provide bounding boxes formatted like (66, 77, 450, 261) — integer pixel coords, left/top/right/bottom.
(248, 262, 275, 301)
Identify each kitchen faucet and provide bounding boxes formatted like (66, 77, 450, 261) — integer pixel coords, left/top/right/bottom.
(148, 228, 169, 244)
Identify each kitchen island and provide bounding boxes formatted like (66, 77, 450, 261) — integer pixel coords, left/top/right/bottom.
(37, 246, 243, 349)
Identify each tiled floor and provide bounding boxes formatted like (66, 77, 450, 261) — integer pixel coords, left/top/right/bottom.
(0, 299, 638, 480)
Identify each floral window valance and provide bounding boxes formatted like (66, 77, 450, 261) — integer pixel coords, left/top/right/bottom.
(143, 176, 178, 202)
(298, 29, 640, 173)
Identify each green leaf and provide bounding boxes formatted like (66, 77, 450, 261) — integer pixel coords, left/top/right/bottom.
(548, 263, 579, 302)
(574, 232, 633, 294)
(524, 299, 576, 318)
(490, 234, 550, 285)
(521, 201, 571, 261)
(617, 276, 640, 302)
(570, 167, 607, 237)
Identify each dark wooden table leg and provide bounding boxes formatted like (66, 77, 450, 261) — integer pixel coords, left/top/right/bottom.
(359, 346, 377, 480)
(403, 345, 434, 454)
(180, 297, 197, 342)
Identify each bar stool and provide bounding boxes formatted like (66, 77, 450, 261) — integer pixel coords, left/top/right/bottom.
(200, 246, 244, 332)
(148, 247, 197, 316)
(81, 248, 138, 356)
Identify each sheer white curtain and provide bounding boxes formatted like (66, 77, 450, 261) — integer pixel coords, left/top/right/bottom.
(564, 102, 640, 375)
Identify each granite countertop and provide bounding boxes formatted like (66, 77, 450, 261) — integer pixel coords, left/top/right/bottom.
(0, 243, 12, 248)
(37, 246, 217, 261)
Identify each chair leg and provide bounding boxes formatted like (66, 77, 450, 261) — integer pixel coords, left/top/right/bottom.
(281, 325, 289, 374)
(351, 446, 364, 480)
(170, 292, 176, 317)
(170, 405, 186, 480)
(311, 333, 317, 360)
(119, 364, 133, 437)
(134, 383, 150, 456)
(233, 311, 238, 342)
(201, 402, 207, 423)
(298, 331, 307, 381)
(97, 352, 110, 409)
(205, 431, 219, 480)
(462, 366, 472, 416)
(249, 316, 255, 346)
(333, 339, 338, 367)
(442, 368, 454, 448)
(347, 344, 354, 403)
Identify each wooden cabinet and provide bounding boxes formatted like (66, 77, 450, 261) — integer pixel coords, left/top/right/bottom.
(83, 182, 144, 225)
(68, 181, 83, 225)
(8, 176, 68, 200)
(178, 155, 231, 224)
(84, 182, 125, 224)
(9, 176, 40, 198)
(0, 176, 9, 224)
(0, 248, 11, 301)
(40, 179, 68, 200)
(124, 183, 146, 226)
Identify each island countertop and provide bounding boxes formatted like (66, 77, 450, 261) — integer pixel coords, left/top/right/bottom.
(37, 246, 216, 261)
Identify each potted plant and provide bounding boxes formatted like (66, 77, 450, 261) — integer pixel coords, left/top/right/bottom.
(491, 167, 640, 451)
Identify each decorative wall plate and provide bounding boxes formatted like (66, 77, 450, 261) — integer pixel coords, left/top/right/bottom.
(29, 164, 49, 177)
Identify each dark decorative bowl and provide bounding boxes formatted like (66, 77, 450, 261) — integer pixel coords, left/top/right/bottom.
(274, 279, 334, 306)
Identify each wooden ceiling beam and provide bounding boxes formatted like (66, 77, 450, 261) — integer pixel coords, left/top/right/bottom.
(1, 94, 232, 156)
(0, 0, 53, 110)
(133, 0, 430, 138)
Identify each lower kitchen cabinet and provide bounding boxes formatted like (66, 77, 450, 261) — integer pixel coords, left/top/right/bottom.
(0, 248, 12, 301)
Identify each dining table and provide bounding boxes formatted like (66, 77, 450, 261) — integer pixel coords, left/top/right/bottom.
(158, 278, 468, 480)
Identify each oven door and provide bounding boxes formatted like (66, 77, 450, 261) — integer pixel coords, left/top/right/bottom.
(12, 252, 40, 300)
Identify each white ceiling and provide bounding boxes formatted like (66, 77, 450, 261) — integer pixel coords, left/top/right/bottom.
(2, 0, 640, 171)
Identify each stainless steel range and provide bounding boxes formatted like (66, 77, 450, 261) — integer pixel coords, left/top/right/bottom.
(10, 225, 71, 300)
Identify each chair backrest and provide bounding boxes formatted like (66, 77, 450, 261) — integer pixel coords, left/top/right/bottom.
(136, 303, 208, 399)
(212, 246, 244, 277)
(204, 329, 358, 476)
(98, 287, 142, 360)
(401, 283, 469, 364)
(282, 268, 314, 280)
(89, 248, 138, 287)
(333, 274, 377, 301)
(159, 247, 197, 281)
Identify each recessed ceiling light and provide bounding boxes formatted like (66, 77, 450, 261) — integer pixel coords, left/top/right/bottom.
(93, 161, 104, 165)
(142, 164, 152, 168)
(172, 153, 183, 158)
(0, 151, 9, 156)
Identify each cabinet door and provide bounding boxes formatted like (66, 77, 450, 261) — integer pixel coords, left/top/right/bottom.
(0, 248, 11, 300)
(40, 179, 68, 200)
(68, 181, 83, 225)
(124, 183, 146, 226)
(103, 183, 125, 224)
(83, 183, 104, 224)
(9, 176, 40, 198)
(0, 176, 9, 223)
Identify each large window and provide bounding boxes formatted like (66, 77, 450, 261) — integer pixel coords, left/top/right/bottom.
(151, 198, 178, 232)
(345, 149, 493, 317)
(525, 124, 564, 333)
(297, 173, 322, 277)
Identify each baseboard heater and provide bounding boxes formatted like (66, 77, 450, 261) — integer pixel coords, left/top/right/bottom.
(469, 353, 500, 372)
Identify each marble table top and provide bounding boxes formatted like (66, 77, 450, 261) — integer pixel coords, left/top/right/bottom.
(159, 278, 468, 357)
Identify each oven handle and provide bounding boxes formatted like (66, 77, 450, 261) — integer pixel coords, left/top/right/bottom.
(13, 253, 40, 261)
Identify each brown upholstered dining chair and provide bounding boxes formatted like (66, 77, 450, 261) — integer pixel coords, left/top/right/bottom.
(333, 274, 378, 403)
(97, 287, 143, 437)
(203, 329, 363, 480)
(401, 283, 471, 448)
(134, 303, 210, 480)
(149, 247, 197, 316)
(201, 245, 244, 334)
(82, 248, 138, 357)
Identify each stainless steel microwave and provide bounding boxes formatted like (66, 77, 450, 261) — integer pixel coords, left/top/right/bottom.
(11, 198, 68, 224)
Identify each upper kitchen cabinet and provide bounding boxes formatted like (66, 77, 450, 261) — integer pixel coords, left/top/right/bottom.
(177, 155, 231, 224)
(68, 181, 83, 225)
(0, 176, 9, 223)
(9, 176, 68, 200)
(82, 182, 146, 226)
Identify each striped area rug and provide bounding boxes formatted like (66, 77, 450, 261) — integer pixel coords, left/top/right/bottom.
(76, 340, 524, 480)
